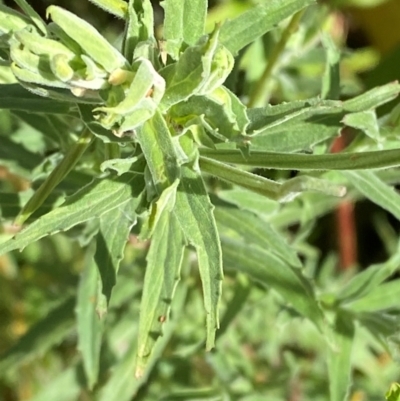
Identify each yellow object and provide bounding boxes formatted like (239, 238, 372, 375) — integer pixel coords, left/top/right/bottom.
(350, 0, 400, 54)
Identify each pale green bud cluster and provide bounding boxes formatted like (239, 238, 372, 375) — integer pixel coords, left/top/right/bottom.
(1, 4, 236, 139)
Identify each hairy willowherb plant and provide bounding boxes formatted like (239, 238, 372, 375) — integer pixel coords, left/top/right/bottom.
(1, 0, 400, 400)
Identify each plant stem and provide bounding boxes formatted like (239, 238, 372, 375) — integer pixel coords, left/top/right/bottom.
(15, 129, 94, 225)
(247, 10, 305, 108)
(199, 148, 400, 171)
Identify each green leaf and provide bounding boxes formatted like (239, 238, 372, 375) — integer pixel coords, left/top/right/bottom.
(15, 129, 94, 224)
(173, 165, 223, 350)
(124, 0, 154, 61)
(95, 198, 138, 304)
(386, 383, 400, 401)
(346, 280, 400, 312)
(221, 236, 323, 327)
(77, 244, 104, 390)
(343, 110, 380, 143)
(219, 0, 315, 56)
(160, 26, 234, 111)
(214, 206, 302, 268)
(13, 0, 47, 35)
(169, 86, 249, 142)
(28, 365, 83, 401)
(99, 280, 188, 401)
(0, 296, 75, 374)
(95, 59, 165, 136)
(0, 84, 72, 113)
(336, 244, 400, 304)
(0, 4, 31, 34)
(46, 6, 128, 73)
(136, 110, 180, 193)
(342, 171, 400, 220)
(321, 33, 341, 100)
(87, 0, 128, 19)
(136, 212, 185, 377)
(327, 312, 355, 401)
(162, 0, 207, 47)
(0, 174, 144, 256)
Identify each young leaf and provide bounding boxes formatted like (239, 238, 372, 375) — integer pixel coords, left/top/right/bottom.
(159, 26, 233, 111)
(327, 312, 355, 401)
(124, 0, 154, 61)
(77, 244, 104, 390)
(321, 33, 340, 100)
(0, 4, 32, 34)
(46, 6, 129, 73)
(0, 296, 75, 374)
(173, 164, 223, 350)
(169, 86, 249, 142)
(219, 0, 315, 56)
(343, 110, 380, 143)
(0, 174, 144, 256)
(161, 0, 207, 47)
(136, 212, 185, 377)
(136, 110, 180, 193)
(13, 0, 47, 35)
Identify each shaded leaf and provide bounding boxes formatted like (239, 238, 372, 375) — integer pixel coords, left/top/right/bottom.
(136, 212, 185, 377)
(327, 311, 355, 401)
(219, 0, 315, 55)
(0, 296, 75, 374)
(77, 244, 104, 390)
(221, 236, 323, 328)
(173, 165, 223, 350)
(0, 173, 144, 255)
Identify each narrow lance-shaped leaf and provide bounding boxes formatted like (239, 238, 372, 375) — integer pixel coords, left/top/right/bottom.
(327, 312, 355, 401)
(336, 242, 400, 304)
(346, 280, 400, 312)
(136, 211, 185, 377)
(173, 164, 223, 350)
(99, 277, 188, 401)
(13, 0, 47, 35)
(0, 174, 144, 256)
(342, 170, 400, 221)
(214, 206, 302, 268)
(46, 6, 129, 73)
(95, 199, 138, 306)
(136, 110, 180, 193)
(77, 244, 104, 390)
(321, 32, 340, 100)
(124, 0, 154, 61)
(219, 0, 315, 55)
(221, 236, 323, 328)
(0, 4, 32, 34)
(161, 0, 207, 46)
